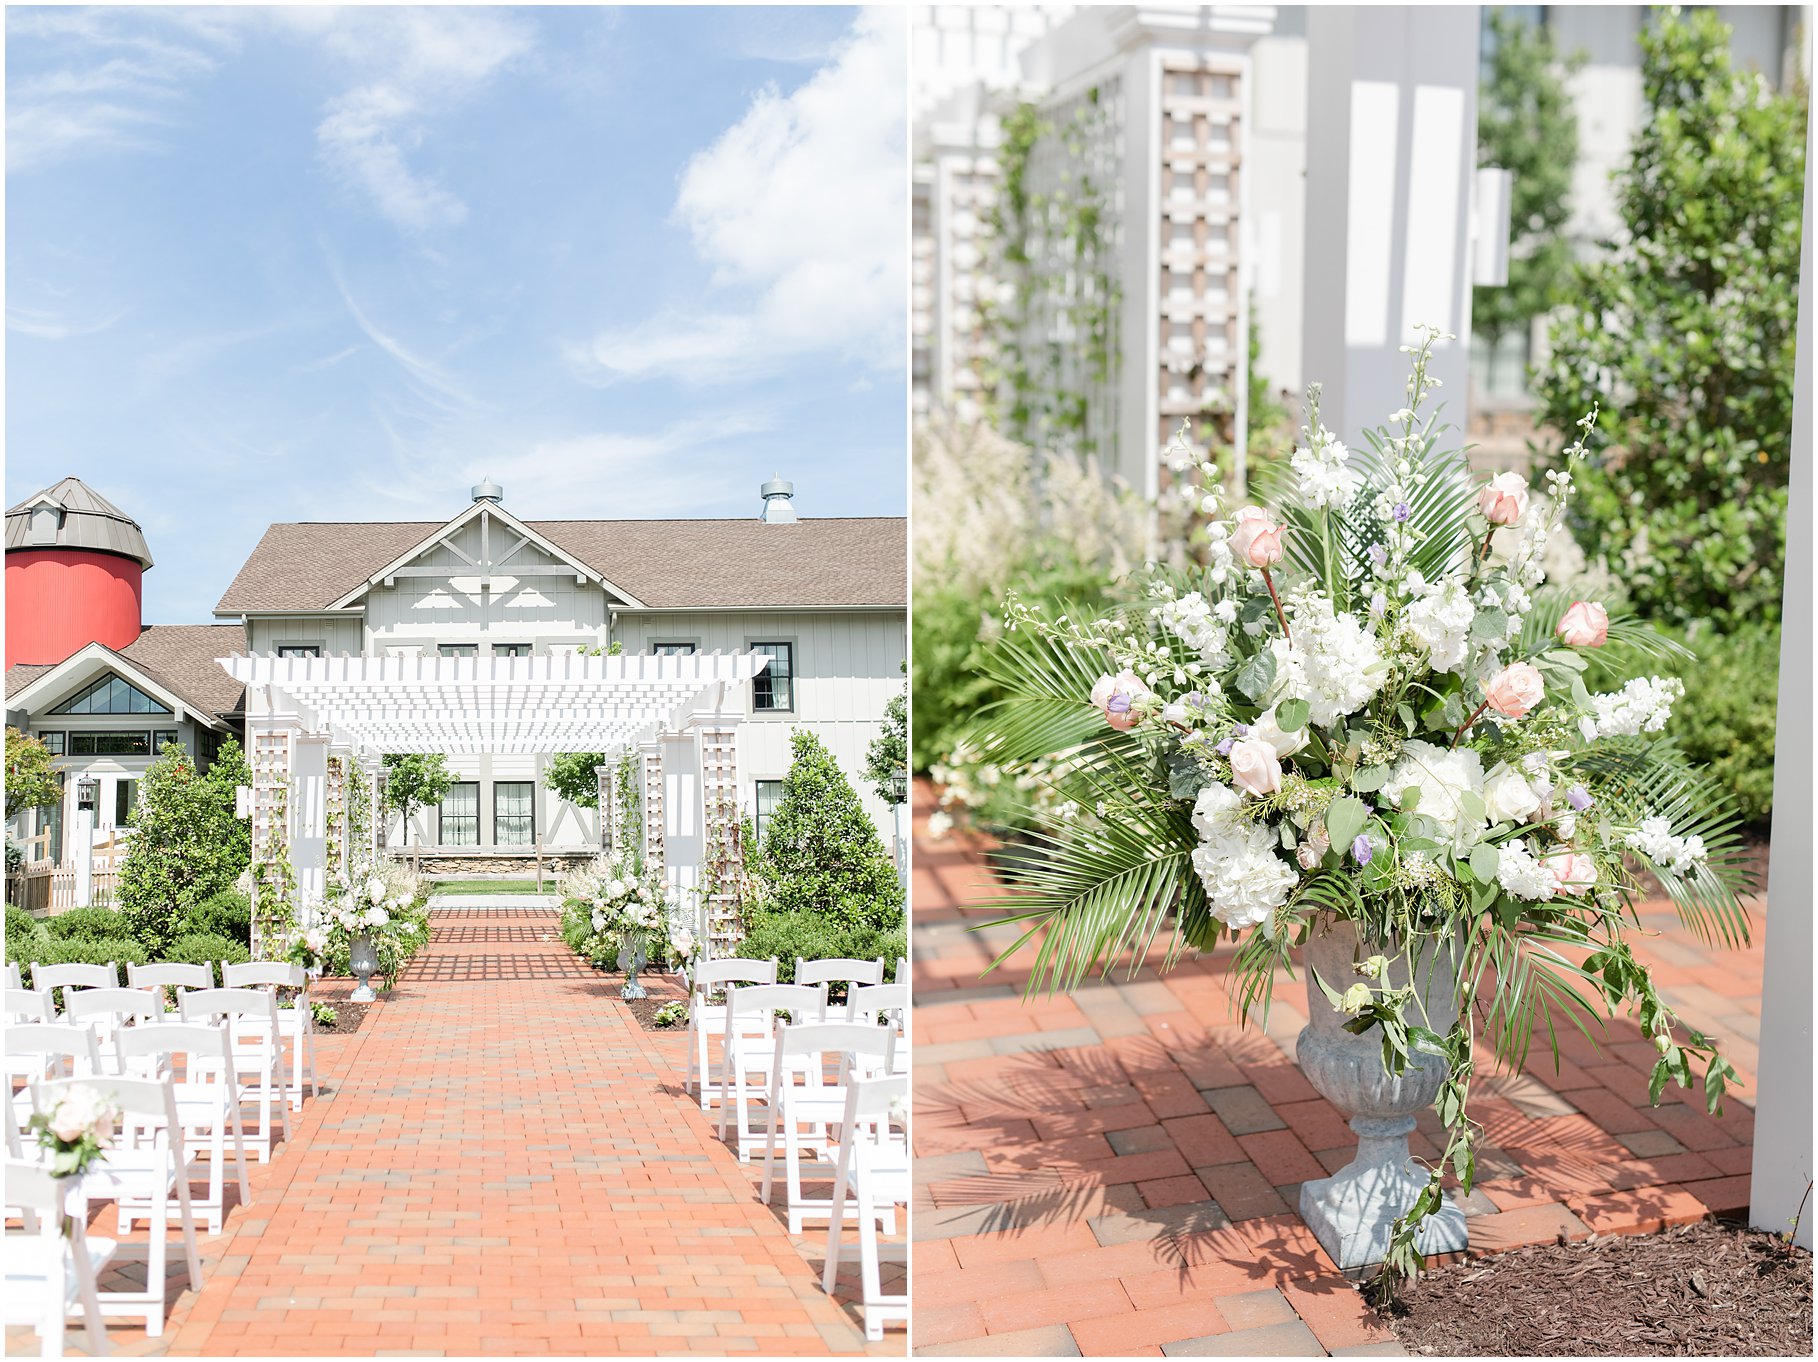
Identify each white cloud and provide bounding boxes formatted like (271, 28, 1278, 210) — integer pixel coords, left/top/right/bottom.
(576, 9, 906, 383)
(5, 305, 127, 340)
(294, 8, 534, 232)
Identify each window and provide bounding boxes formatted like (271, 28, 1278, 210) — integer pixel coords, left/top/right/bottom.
(40, 732, 65, 756)
(67, 732, 151, 756)
(438, 644, 478, 658)
(652, 642, 697, 656)
(276, 645, 321, 659)
(439, 783, 479, 846)
(754, 780, 786, 844)
(40, 781, 64, 868)
(494, 782, 535, 845)
(113, 778, 138, 828)
(494, 644, 532, 658)
(51, 675, 166, 715)
(153, 730, 179, 752)
(750, 643, 794, 712)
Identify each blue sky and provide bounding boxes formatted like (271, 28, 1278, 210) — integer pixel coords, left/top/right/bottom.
(6, 6, 906, 626)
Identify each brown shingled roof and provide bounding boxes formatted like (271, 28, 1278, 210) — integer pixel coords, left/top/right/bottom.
(214, 517, 906, 613)
(5, 624, 247, 720)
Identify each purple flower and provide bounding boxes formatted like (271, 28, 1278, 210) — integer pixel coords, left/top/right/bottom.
(1232, 723, 1250, 737)
(1352, 834, 1374, 866)
(1106, 693, 1132, 716)
(1368, 543, 1388, 566)
(1215, 737, 1235, 756)
(1393, 502, 1412, 522)
(1565, 785, 1592, 812)
(1180, 692, 1206, 709)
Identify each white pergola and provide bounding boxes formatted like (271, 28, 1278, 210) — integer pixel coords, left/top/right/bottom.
(220, 650, 768, 954)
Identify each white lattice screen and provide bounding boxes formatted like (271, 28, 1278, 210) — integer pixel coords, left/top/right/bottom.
(640, 748, 665, 881)
(698, 726, 742, 957)
(250, 728, 292, 955)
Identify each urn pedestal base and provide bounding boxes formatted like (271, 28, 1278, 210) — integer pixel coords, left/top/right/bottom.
(1298, 1114, 1468, 1268)
(618, 940, 648, 1000)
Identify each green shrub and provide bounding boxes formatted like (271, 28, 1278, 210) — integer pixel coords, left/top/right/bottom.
(163, 933, 253, 983)
(180, 890, 251, 946)
(733, 909, 907, 986)
(1585, 619, 1780, 829)
(751, 732, 904, 930)
(45, 905, 134, 943)
(114, 739, 250, 953)
(27, 936, 148, 977)
(7, 903, 50, 970)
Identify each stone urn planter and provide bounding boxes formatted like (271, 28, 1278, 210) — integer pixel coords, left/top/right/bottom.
(618, 937, 648, 1000)
(348, 931, 380, 1003)
(1296, 915, 1467, 1269)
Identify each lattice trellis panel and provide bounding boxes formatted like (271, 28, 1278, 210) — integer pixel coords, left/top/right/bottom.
(597, 763, 616, 854)
(698, 726, 743, 957)
(325, 755, 348, 887)
(641, 747, 665, 882)
(1156, 56, 1245, 465)
(250, 729, 293, 954)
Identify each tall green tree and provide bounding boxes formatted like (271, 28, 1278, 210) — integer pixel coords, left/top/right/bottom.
(543, 753, 605, 808)
(5, 727, 60, 820)
(1535, 7, 1805, 627)
(864, 674, 908, 806)
(1472, 9, 1584, 358)
(752, 731, 903, 929)
(115, 739, 251, 952)
(383, 754, 453, 846)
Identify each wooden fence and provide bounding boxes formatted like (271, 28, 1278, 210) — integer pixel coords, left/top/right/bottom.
(6, 830, 126, 915)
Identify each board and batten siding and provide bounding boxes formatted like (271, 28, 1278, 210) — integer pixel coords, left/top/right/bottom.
(612, 609, 906, 834)
(246, 616, 364, 656)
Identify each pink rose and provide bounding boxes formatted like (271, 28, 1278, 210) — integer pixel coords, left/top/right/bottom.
(1229, 507, 1286, 568)
(1090, 671, 1151, 731)
(1483, 662, 1545, 719)
(1557, 601, 1609, 648)
(1228, 738, 1283, 796)
(1477, 472, 1530, 526)
(1543, 849, 1596, 896)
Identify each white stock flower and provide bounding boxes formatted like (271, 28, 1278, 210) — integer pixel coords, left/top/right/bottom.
(1583, 677, 1684, 740)
(364, 876, 387, 904)
(1270, 594, 1385, 728)
(1382, 741, 1487, 853)
(1626, 816, 1707, 876)
(1156, 591, 1232, 667)
(1495, 839, 1561, 901)
(1405, 578, 1477, 674)
(1290, 425, 1359, 509)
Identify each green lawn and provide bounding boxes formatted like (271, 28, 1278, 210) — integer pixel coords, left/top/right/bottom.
(426, 879, 551, 895)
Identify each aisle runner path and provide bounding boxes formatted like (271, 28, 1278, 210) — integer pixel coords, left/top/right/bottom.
(140, 900, 875, 1357)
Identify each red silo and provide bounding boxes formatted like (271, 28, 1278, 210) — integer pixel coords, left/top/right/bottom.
(5, 478, 153, 666)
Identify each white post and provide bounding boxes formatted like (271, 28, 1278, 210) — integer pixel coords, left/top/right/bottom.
(291, 733, 330, 913)
(1300, 5, 1481, 442)
(1750, 148, 1812, 1251)
(638, 737, 665, 882)
(72, 792, 96, 909)
(595, 762, 613, 854)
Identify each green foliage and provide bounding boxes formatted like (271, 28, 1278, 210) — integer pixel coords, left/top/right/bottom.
(383, 753, 453, 836)
(1473, 9, 1584, 348)
(5, 727, 60, 820)
(180, 890, 252, 946)
(44, 906, 130, 943)
(750, 732, 903, 929)
(544, 752, 605, 809)
(1585, 620, 1780, 828)
(865, 683, 909, 805)
(651, 1000, 688, 1028)
(732, 909, 907, 986)
(7, 904, 51, 966)
(163, 933, 252, 982)
(28, 937, 147, 977)
(114, 739, 251, 956)
(1535, 8, 1805, 627)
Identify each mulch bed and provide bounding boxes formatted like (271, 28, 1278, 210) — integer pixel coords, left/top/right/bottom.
(307, 978, 377, 1035)
(1387, 1218, 1813, 1356)
(620, 989, 688, 1033)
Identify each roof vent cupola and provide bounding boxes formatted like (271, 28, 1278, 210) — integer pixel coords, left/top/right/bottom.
(471, 477, 504, 505)
(760, 474, 797, 524)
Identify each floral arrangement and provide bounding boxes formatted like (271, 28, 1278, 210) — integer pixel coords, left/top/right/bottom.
(971, 329, 1752, 1297)
(312, 862, 429, 982)
(29, 1084, 121, 1179)
(558, 852, 672, 971)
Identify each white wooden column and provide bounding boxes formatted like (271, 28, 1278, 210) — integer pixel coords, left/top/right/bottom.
(291, 732, 330, 911)
(662, 728, 703, 903)
(1750, 149, 1812, 1251)
(360, 756, 382, 867)
(694, 721, 743, 958)
(1300, 5, 1481, 441)
(246, 707, 302, 957)
(639, 737, 665, 882)
(596, 762, 614, 853)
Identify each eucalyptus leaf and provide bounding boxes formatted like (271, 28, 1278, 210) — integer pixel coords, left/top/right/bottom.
(1470, 843, 1501, 881)
(1326, 795, 1367, 850)
(1397, 703, 1418, 735)
(1458, 790, 1487, 823)
(1276, 698, 1310, 732)
(1351, 764, 1390, 793)
(1470, 607, 1509, 643)
(1400, 786, 1424, 812)
(1165, 749, 1204, 801)
(1232, 649, 1277, 703)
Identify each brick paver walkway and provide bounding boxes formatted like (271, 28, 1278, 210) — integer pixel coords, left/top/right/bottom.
(12, 901, 891, 1357)
(911, 781, 1766, 1357)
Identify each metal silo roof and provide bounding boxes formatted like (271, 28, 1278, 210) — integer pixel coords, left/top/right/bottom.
(5, 476, 153, 569)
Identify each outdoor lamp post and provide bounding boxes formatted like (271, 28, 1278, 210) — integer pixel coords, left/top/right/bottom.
(74, 775, 99, 908)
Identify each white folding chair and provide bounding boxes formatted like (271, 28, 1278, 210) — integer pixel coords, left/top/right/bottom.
(30, 964, 118, 1013)
(794, 957, 885, 1019)
(6, 988, 55, 1025)
(717, 983, 823, 1160)
(177, 989, 291, 1162)
(4, 1157, 114, 1357)
(894, 956, 908, 986)
(125, 964, 214, 1019)
(62, 990, 160, 1075)
(4, 960, 22, 991)
(33, 1074, 204, 1336)
(822, 1073, 909, 1342)
(222, 962, 318, 1111)
(115, 1025, 250, 1236)
(6, 1025, 106, 1135)
(760, 1022, 893, 1233)
(687, 958, 778, 1110)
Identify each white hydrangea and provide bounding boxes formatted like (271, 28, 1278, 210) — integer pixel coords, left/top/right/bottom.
(1191, 782, 1243, 840)
(1191, 821, 1298, 930)
(1269, 593, 1386, 728)
(1583, 676, 1684, 740)
(1382, 740, 1487, 853)
(1405, 578, 1477, 674)
(1495, 839, 1561, 901)
(1290, 425, 1360, 509)
(1626, 815, 1707, 876)
(1155, 591, 1231, 666)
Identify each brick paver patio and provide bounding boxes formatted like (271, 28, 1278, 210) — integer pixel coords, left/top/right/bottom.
(911, 781, 1766, 1357)
(11, 900, 895, 1357)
